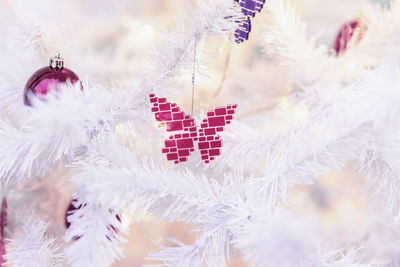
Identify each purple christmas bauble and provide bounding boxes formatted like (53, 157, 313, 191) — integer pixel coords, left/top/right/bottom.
(24, 54, 83, 106)
(334, 21, 366, 55)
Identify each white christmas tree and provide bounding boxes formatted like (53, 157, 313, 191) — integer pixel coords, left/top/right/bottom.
(0, 0, 400, 266)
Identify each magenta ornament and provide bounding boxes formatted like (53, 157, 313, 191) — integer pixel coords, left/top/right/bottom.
(334, 21, 366, 55)
(24, 53, 83, 106)
(0, 198, 7, 267)
(149, 93, 237, 164)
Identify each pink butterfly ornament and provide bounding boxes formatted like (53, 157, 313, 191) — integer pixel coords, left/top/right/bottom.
(149, 94, 237, 164)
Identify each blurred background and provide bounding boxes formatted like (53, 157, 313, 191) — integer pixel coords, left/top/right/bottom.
(0, 0, 393, 266)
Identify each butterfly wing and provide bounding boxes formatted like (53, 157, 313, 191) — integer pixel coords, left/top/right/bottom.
(234, 0, 266, 43)
(197, 105, 237, 163)
(149, 94, 198, 164)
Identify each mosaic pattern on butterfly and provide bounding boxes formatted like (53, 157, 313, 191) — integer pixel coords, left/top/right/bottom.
(234, 0, 266, 43)
(149, 94, 237, 164)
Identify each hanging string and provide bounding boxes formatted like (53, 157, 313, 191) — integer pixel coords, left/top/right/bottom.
(56, 0, 65, 56)
(191, 37, 198, 116)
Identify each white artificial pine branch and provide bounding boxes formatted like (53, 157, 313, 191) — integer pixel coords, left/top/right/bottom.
(70, 137, 255, 266)
(8, 22, 48, 61)
(0, 81, 146, 184)
(141, 0, 243, 92)
(0, 0, 244, 185)
(219, 65, 400, 205)
(71, 136, 233, 222)
(0, 83, 110, 184)
(66, 58, 400, 267)
(231, 211, 373, 267)
(359, 129, 400, 215)
(65, 198, 127, 267)
(315, 245, 372, 267)
(0, 0, 399, 265)
(0, 2, 246, 265)
(262, 0, 338, 86)
(5, 214, 65, 267)
(0, 71, 27, 118)
(0, 0, 243, 185)
(352, 67, 400, 215)
(231, 211, 317, 266)
(70, 136, 374, 266)
(344, 1, 400, 66)
(147, 226, 230, 267)
(262, 0, 400, 88)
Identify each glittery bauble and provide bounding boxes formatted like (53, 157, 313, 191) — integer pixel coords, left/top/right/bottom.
(65, 198, 121, 241)
(24, 54, 83, 106)
(334, 21, 366, 55)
